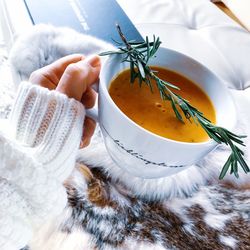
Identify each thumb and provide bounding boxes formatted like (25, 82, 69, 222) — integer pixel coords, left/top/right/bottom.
(56, 55, 101, 101)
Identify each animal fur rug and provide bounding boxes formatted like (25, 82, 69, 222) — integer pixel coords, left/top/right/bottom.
(3, 24, 250, 250)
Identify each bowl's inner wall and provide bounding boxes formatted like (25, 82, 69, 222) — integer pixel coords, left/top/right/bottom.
(102, 48, 236, 131)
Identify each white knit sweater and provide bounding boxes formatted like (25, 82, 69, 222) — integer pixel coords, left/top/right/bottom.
(0, 82, 85, 250)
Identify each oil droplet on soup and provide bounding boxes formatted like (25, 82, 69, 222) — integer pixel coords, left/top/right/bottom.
(108, 67, 216, 143)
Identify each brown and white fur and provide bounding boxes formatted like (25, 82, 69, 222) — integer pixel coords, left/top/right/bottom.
(9, 25, 249, 250)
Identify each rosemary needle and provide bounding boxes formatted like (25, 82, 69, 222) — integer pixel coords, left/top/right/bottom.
(99, 24, 249, 179)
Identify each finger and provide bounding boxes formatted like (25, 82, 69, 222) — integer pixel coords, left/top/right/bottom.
(46, 54, 85, 78)
(29, 54, 85, 88)
(56, 55, 101, 101)
(80, 117, 96, 148)
(29, 70, 58, 90)
(81, 87, 97, 109)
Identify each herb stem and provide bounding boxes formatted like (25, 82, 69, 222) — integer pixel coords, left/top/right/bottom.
(99, 24, 250, 179)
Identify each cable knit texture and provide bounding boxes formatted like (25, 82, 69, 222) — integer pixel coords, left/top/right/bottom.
(0, 82, 85, 250)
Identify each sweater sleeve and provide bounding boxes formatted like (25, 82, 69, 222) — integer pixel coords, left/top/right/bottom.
(8, 81, 86, 181)
(0, 82, 85, 250)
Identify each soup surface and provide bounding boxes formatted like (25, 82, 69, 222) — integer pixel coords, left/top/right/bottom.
(109, 67, 216, 143)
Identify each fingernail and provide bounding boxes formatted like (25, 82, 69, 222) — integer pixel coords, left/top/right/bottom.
(79, 141, 84, 149)
(80, 138, 90, 148)
(86, 55, 101, 67)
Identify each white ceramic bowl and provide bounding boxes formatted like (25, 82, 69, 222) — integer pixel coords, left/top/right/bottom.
(95, 47, 236, 178)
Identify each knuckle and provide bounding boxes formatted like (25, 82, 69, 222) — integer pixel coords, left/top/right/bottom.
(66, 63, 88, 78)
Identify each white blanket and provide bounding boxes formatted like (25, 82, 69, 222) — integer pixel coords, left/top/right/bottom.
(0, 0, 250, 184)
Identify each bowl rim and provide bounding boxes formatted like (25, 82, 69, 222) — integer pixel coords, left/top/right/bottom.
(99, 46, 236, 147)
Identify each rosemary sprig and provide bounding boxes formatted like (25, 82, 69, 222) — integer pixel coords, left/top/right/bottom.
(99, 24, 250, 179)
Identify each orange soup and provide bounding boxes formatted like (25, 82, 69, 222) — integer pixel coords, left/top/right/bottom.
(108, 67, 216, 143)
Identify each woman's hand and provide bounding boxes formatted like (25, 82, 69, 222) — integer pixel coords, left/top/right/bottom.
(29, 54, 101, 148)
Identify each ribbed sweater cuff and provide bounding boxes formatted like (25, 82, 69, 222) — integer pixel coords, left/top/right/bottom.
(9, 82, 85, 180)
